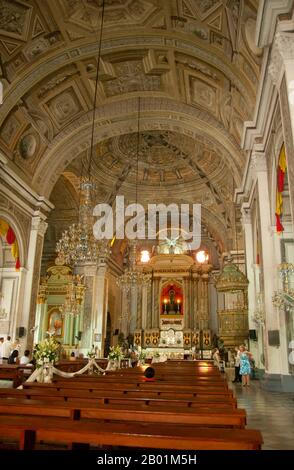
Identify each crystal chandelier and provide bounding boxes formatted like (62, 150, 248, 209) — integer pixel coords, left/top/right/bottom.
(56, 1, 106, 266)
(56, 181, 102, 265)
(59, 275, 86, 317)
(272, 263, 294, 313)
(117, 241, 151, 292)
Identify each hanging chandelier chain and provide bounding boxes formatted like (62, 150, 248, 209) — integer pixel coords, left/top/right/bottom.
(135, 96, 141, 207)
(88, 0, 105, 180)
(55, 1, 111, 267)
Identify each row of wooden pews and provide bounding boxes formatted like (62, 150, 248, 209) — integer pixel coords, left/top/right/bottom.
(0, 360, 263, 450)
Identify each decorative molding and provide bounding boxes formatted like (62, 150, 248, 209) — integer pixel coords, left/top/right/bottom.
(269, 32, 294, 86)
(250, 152, 267, 173)
(256, 0, 293, 47)
(241, 209, 252, 226)
(31, 216, 48, 236)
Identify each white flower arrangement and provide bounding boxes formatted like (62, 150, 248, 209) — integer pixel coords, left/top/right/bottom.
(108, 345, 124, 361)
(34, 337, 59, 366)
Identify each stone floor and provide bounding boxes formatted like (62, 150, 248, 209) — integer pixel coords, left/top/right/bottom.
(231, 381, 294, 450)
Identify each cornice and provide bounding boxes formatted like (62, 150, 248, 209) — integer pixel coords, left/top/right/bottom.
(0, 150, 54, 216)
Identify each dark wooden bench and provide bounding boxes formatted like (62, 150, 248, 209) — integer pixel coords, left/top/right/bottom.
(23, 381, 233, 397)
(0, 365, 24, 388)
(0, 397, 246, 427)
(0, 414, 263, 450)
(0, 387, 237, 407)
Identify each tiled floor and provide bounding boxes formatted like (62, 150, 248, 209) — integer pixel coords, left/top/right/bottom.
(231, 381, 294, 450)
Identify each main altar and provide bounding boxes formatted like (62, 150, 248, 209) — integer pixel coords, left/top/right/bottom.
(133, 253, 213, 352)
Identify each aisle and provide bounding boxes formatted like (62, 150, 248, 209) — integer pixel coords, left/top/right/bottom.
(231, 381, 294, 450)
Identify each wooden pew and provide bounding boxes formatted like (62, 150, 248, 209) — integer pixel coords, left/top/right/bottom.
(0, 387, 238, 407)
(0, 414, 263, 450)
(0, 359, 263, 450)
(0, 365, 24, 388)
(23, 382, 233, 397)
(0, 397, 246, 427)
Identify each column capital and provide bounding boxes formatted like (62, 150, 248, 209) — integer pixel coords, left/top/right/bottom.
(31, 216, 48, 236)
(241, 206, 252, 225)
(269, 32, 294, 85)
(83, 264, 97, 277)
(250, 152, 267, 174)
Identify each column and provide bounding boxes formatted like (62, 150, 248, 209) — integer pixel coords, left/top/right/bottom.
(197, 274, 204, 330)
(189, 273, 193, 329)
(146, 281, 152, 329)
(201, 272, 210, 330)
(92, 259, 108, 358)
(120, 288, 129, 337)
(269, 32, 294, 223)
(251, 152, 281, 375)
(141, 283, 148, 330)
(241, 208, 256, 329)
(184, 278, 190, 329)
(152, 278, 159, 328)
(242, 207, 261, 367)
(193, 274, 199, 330)
(136, 286, 143, 330)
(129, 287, 137, 335)
(21, 216, 47, 351)
(38, 302, 48, 342)
(81, 267, 95, 351)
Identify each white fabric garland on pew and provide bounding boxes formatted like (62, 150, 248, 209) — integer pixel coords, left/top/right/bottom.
(21, 357, 131, 385)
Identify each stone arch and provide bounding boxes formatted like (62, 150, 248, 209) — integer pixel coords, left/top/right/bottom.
(32, 97, 244, 198)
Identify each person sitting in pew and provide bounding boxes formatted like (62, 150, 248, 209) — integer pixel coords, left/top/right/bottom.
(8, 348, 19, 364)
(143, 366, 156, 382)
(20, 350, 31, 365)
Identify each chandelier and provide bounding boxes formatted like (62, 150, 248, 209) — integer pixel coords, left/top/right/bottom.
(59, 275, 86, 317)
(55, 1, 106, 266)
(56, 181, 102, 265)
(117, 241, 151, 292)
(272, 262, 294, 313)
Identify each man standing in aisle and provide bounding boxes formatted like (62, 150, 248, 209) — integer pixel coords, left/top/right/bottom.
(232, 346, 242, 383)
(2, 336, 12, 363)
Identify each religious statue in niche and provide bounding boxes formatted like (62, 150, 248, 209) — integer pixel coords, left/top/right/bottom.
(161, 284, 183, 315)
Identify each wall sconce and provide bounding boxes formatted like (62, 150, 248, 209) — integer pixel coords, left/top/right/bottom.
(196, 250, 209, 264)
(141, 250, 150, 263)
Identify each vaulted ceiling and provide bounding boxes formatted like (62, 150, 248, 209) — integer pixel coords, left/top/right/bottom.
(0, 0, 262, 259)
